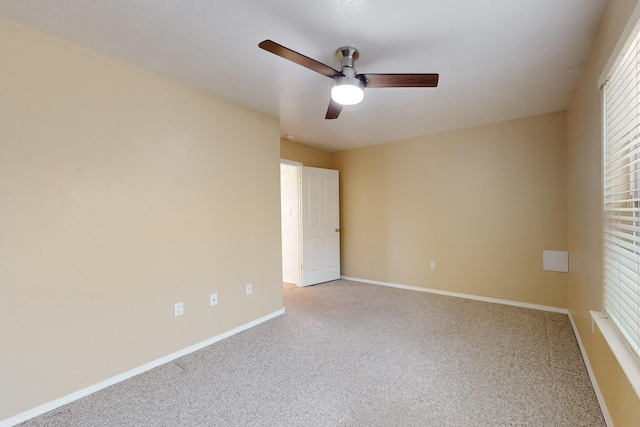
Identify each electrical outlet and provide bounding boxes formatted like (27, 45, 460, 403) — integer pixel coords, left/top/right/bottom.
(210, 293, 218, 307)
(174, 302, 184, 317)
(431, 261, 436, 270)
(245, 283, 253, 295)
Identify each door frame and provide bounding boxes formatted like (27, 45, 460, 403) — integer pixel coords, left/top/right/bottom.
(280, 159, 303, 287)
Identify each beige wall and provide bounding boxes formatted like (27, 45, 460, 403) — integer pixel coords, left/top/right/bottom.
(567, 0, 640, 425)
(333, 111, 568, 309)
(280, 138, 334, 168)
(0, 17, 282, 420)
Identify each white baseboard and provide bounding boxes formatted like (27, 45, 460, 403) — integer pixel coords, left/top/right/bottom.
(340, 275, 568, 314)
(569, 313, 613, 427)
(1, 308, 286, 427)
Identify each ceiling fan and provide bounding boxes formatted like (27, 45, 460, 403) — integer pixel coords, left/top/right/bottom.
(258, 40, 439, 120)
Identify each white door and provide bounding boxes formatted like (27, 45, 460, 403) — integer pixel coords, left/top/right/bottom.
(302, 166, 340, 286)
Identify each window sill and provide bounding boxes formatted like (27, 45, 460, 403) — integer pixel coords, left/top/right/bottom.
(590, 311, 640, 399)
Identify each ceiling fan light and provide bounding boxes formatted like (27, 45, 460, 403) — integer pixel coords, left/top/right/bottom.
(331, 77, 364, 106)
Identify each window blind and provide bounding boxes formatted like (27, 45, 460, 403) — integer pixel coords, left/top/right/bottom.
(603, 26, 640, 358)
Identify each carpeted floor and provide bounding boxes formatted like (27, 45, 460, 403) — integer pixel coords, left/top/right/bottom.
(19, 279, 605, 426)
(283, 282, 297, 292)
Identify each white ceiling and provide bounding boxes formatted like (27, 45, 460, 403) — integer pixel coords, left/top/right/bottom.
(0, 0, 606, 151)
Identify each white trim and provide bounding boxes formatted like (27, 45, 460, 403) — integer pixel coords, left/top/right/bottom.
(569, 313, 614, 427)
(597, 0, 640, 88)
(341, 276, 568, 314)
(295, 163, 303, 288)
(278, 159, 304, 288)
(0, 308, 286, 427)
(591, 310, 640, 400)
(279, 159, 303, 167)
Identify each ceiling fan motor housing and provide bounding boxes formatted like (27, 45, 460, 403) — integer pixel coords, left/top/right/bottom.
(331, 70, 364, 105)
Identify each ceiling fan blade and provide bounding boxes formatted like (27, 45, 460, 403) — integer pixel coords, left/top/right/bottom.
(358, 73, 439, 88)
(259, 40, 342, 78)
(325, 99, 343, 119)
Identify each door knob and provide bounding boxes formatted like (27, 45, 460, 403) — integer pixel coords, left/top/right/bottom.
(335, 228, 341, 232)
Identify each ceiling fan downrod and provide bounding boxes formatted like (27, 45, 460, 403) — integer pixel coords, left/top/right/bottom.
(336, 46, 359, 70)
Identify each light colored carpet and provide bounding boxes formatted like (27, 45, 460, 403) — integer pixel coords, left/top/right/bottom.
(283, 282, 297, 292)
(19, 279, 605, 426)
